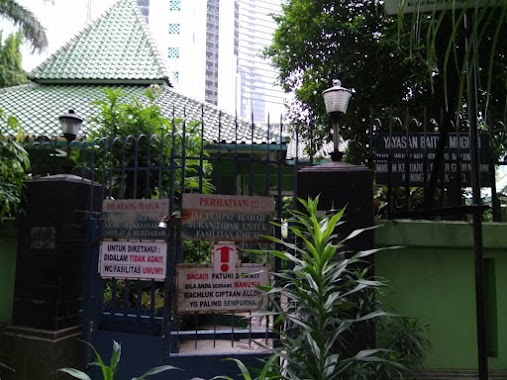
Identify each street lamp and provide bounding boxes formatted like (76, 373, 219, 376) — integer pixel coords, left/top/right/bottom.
(59, 109, 83, 169)
(322, 79, 353, 161)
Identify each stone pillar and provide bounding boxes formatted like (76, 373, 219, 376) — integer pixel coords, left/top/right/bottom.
(0, 175, 102, 380)
(297, 161, 374, 352)
(297, 161, 373, 252)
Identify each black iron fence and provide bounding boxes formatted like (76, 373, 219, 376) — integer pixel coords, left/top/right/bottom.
(22, 112, 297, 359)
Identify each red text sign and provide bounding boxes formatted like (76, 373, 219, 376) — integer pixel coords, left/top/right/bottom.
(99, 241, 167, 281)
(176, 264, 269, 313)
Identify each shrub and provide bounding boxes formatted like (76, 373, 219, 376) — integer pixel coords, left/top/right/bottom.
(0, 110, 29, 221)
(59, 339, 179, 380)
(79, 87, 213, 198)
(244, 196, 397, 380)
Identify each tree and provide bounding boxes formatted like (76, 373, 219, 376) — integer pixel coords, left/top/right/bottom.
(0, 0, 48, 51)
(392, 1, 507, 205)
(265, 0, 507, 165)
(0, 31, 27, 88)
(230, 197, 412, 379)
(81, 87, 214, 199)
(265, 0, 434, 164)
(0, 110, 30, 220)
(396, 0, 507, 120)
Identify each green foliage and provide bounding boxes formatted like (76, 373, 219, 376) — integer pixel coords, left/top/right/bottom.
(373, 186, 426, 218)
(183, 240, 212, 263)
(0, 109, 30, 221)
(0, 31, 27, 88)
(383, 317, 431, 369)
(103, 280, 166, 311)
(82, 87, 213, 198)
(264, 0, 432, 163)
(373, 317, 431, 379)
(398, 0, 507, 119)
(279, 195, 294, 220)
(59, 339, 179, 380)
(266, 0, 507, 162)
(245, 197, 398, 380)
(213, 356, 281, 380)
(0, 0, 48, 51)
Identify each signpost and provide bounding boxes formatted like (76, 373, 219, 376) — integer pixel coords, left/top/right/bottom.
(181, 194, 275, 241)
(175, 264, 269, 313)
(373, 133, 491, 186)
(102, 199, 169, 240)
(99, 241, 167, 281)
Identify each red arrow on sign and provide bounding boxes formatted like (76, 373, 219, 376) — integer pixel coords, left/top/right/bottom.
(216, 245, 234, 272)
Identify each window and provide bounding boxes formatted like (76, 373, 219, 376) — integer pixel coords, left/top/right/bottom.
(169, 0, 181, 11)
(168, 23, 180, 34)
(167, 47, 179, 59)
(172, 71, 179, 82)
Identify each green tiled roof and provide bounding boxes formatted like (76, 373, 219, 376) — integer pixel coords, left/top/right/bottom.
(0, 0, 288, 147)
(29, 0, 169, 84)
(0, 84, 286, 145)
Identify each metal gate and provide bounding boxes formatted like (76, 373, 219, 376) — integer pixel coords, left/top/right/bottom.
(73, 114, 293, 379)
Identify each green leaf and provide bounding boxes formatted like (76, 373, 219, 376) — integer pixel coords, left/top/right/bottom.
(77, 339, 111, 380)
(131, 365, 181, 380)
(57, 368, 92, 380)
(220, 359, 252, 380)
(110, 340, 121, 374)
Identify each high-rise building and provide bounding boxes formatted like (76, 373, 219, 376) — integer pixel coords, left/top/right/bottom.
(236, 0, 285, 121)
(138, 0, 284, 121)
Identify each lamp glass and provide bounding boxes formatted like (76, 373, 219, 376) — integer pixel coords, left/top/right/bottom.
(60, 118, 81, 136)
(323, 90, 352, 115)
(322, 79, 353, 115)
(59, 110, 83, 137)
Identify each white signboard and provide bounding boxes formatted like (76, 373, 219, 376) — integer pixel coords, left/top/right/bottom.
(213, 242, 238, 273)
(384, 0, 504, 15)
(176, 264, 269, 314)
(99, 241, 167, 281)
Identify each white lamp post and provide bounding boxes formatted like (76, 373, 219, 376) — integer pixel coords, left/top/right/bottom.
(322, 79, 353, 161)
(59, 109, 83, 168)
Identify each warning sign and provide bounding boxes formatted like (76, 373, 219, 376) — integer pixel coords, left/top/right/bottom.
(181, 194, 275, 241)
(102, 199, 169, 240)
(99, 241, 167, 281)
(176, 264, 269, 314)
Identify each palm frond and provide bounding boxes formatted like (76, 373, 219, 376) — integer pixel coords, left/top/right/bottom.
(0, 0, 48, 51)
(396, 0, 507, 116)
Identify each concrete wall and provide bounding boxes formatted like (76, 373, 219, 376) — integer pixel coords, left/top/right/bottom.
(375, 220, 507, 369)
(0, 220, 18, 324)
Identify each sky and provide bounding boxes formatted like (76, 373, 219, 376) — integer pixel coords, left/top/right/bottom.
(12, 0, 117, 71)
(4, 0, 286, 117)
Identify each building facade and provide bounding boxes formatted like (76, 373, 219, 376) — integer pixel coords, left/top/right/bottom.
(139, 0, 284, 121)
(236, 0, 285, 121)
